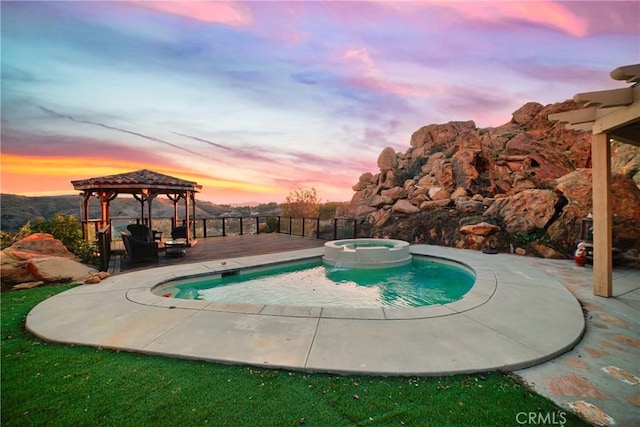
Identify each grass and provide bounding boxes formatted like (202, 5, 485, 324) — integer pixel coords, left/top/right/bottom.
(1, 286, 589, 427)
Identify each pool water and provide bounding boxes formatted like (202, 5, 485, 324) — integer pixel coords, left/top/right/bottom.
(158, 257, 475, 309)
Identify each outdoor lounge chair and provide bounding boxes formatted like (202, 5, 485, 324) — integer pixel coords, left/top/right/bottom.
(127, 224, 154, 242)
(122, 231, 158, 263)
(171, 225, 187, 240)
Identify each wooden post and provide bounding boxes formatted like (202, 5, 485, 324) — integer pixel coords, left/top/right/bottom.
(184, 191, 191, 245)
(591, 132, 613, 297)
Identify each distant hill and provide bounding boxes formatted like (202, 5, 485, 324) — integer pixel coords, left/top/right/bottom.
(0, 194, 281, 232)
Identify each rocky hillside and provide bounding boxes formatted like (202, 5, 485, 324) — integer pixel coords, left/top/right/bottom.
(346, 101, 640, 263)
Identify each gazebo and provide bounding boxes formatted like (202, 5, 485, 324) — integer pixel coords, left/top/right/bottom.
(71, 169, 202, 247)
(549, 64, 640, 297)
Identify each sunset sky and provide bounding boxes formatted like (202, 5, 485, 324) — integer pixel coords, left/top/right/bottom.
(2, 1, 638, 205)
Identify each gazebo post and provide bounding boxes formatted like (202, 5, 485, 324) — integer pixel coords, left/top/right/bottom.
(147, 192, 157, 236)
(191, 192, 197, 241)
(80, 191, 91, 241)
(184, 190, 191, 244)
(133, 193, 146, 225)
(99, 190, 116, 229)
(591, 132, 613, 297)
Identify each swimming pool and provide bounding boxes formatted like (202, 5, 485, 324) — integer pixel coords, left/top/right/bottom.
(153, 256, 476, 309)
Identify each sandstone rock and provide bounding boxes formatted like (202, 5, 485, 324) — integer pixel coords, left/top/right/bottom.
(417, 174, 437, 188)
(377, 147, 398, 171)
(530, 243, 567, 259)
(456, 200, 484, 214)
(371, 208, 392, 227)
(392, 199, 420, 214)
(1, 250, 34, 285)
(549, 169, 640, 249)
(369, 194, 393, 208)
(3, 233, 76, 260)
(515, 247, 527, 255)
(25, 257, 97, 284)
(97, 271, 110, 280)
(381, 186, 406, 201)
(84, 275, 101, 284)
(483, 197, 495, 207)
(349, 205, 377, 217)
(451, 149, 481, 192)
(511, 102, 544, 127)
(612, 141, 640, 186)
(463, 234, 486, 250)
(428, 187, 450, 201)
(450, 187, 468, 201)
(484, 189, 558, 234)
(422, 152, 445, 175)
(13, 281, 45, 290)
(420, 199, 451, 210)
(353, 172, 375, 191)
(410, 121, 476, 153)
(410, 194, 429, 205)
(471, 194, 484, 202)
(1, 262, 35, 285)
(350, 186, 376, 206)
(460, 222, 501, 236)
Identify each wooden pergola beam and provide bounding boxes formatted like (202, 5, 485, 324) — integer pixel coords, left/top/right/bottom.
(574, 87, 633, 108)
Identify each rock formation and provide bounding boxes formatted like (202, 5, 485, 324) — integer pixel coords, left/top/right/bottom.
(346, 101, 640, 264)
(1, 233, 109, 290)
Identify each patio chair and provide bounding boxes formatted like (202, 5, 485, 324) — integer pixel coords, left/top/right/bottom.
(127, 224, 154, 242)
(171, 225, 188, 240)
(122, 232, 158, 263)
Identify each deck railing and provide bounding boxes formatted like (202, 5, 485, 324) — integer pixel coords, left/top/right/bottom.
(82, 216, 358, 268)
(81, 216, 357, 241)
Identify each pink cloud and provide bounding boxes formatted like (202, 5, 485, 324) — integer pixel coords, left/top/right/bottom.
(383, 1, 588, 37)
(131, 1, 252, 27)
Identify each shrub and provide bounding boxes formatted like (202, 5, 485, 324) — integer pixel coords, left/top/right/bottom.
(393, 157, 428, 186)
(19, 213, 99, 265)
(281, 188, 320, 218)
(513, 230, 552, 246)
(262, 216, 279, 233)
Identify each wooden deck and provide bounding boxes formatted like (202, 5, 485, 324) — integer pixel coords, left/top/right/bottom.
(110, 234, 326, 275)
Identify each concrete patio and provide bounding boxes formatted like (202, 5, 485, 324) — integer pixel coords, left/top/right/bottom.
(25, 240, 639, 425)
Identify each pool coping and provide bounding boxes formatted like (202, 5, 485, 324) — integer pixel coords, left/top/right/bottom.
(146, 252, 489, 320)
(25, 245, 586, 376)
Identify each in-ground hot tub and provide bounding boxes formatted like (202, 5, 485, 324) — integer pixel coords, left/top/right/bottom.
(322, 238, 412, 269)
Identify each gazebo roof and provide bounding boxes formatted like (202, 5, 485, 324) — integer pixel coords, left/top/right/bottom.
(71, 169, 202, 194)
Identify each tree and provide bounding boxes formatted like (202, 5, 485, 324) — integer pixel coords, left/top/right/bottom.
(281, 188, 320, 218)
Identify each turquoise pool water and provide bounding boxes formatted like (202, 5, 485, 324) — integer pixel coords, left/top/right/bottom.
(156, 257, 475, 309)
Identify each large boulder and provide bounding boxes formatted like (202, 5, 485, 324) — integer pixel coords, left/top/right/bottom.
(377, 147, 398, 171)
(3, 233, 76, 260)
(25, 257, 97, 284)
(549, 169, 640, 250)
(484, 189, 559, 234)
(460, 222, 501, 236)
(1, 233, 101, 288)
(392, 199, 420, 214)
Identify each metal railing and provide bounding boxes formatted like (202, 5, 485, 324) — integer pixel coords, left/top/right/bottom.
(82, 216, 359, 270)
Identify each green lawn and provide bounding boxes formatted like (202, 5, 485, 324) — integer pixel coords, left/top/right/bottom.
(1, 286, 588, 426)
